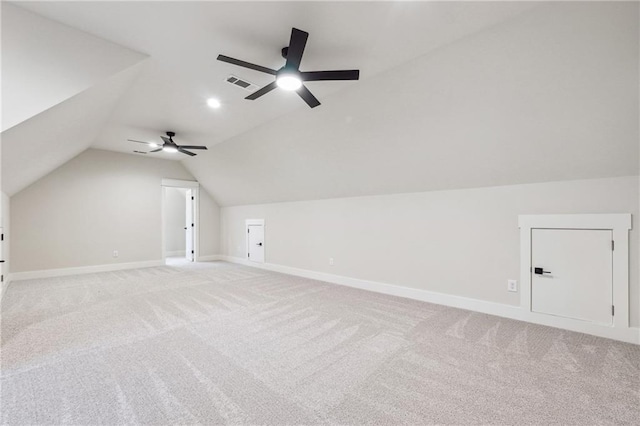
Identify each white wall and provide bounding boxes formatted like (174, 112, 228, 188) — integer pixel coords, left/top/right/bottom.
(1, 3, 145, 131)
(1, 192, 9, 269)
(163, 187, 186, 255)
(199, 189, 221, 258)
(1, 63, 144, 197)
(11, 149, 220, 273)
(221, 176, 640, 327)
(0, 192, 9, 297)
(0, 107, 7, 295)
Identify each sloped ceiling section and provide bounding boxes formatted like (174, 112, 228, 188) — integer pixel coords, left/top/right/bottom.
(2, 63, 145, 196)
(1, 3, 148, 196)
(184, 2, 639, 206)
(0, 3, 146, 132)
(15, 1, 537, 158)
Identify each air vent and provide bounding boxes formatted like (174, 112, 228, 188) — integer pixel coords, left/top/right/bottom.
(226, 75, 259, 92)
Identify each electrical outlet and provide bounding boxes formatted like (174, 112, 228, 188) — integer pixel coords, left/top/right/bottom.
(329, 257, 334, 266)
(113, 250, 119, 258)
(508, 279, 518, 292)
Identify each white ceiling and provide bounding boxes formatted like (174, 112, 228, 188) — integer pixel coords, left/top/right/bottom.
(12, 1, 537, 153)
(189, 1, 640, 205)
(1, 3, 145, 132)
(3, 1, 638, 205)
(2, 64, 144, 195)
(1, 3, 148, 195)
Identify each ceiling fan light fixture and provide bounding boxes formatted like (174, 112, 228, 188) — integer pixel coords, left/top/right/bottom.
(276, 73, 302, 91)
(217, 28, 359, 108)
(207, 98, 221, 108)
(130, 132, 206, 156)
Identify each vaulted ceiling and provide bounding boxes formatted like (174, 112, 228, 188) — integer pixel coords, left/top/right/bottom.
(2, 1, 638, 204)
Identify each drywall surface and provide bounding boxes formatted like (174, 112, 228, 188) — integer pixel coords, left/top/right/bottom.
(221, 176, 640, 326)
(1, 191, 9, 296)
(2, 191, 9, 269)
(0, 138, 5, 296)
(11, 149, 219, 272)
(1, 3, 145, 131)
(199, 189, 221, 258)
(186, 1, 639, 206)
(163, 187, 186, 254)
(1, 63, 145, 197)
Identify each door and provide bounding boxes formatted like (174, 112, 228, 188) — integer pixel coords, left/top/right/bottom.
(247, 224, 264, 263)
(185, 189, 194, 261)
(0, 227, 4, 287)
(531, 228, 613, 325)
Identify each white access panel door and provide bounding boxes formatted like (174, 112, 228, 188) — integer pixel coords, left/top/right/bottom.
(531, 229, 613, 325)
(247, 224, 265, 263)
(185, 189, 194, 262)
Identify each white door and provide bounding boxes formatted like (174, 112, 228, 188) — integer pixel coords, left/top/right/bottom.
(185, 189, 194, 261)
(0, 227, 4, 287)
(247, 224, 264, 263)
(531, 228, 613, 325)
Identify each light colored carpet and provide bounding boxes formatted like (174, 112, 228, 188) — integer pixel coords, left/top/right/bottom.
(1, 261, 638, 425)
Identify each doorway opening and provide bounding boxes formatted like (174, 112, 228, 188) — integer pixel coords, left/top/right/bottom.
(162, 179, 199, 265)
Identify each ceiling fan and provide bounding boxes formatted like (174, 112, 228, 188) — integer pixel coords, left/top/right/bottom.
(217, 27, 359, 108)
(128, 132, 207, 156)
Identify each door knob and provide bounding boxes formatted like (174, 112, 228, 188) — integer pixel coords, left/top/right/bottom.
(257, 242, 263, 246)
(534, 267, 551, 275)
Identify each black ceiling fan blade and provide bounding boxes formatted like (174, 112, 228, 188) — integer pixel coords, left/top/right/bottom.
(245, 81, 278, 100)
(285, 28, 308, 70)
(301, 70, 360, 81)
(128, 139, 154, 145)
(296, 85, 321, 108)
(160, 136, 172, 145)
(178, 148, 197, 157)
(178, 145, 208, 150)
(149, 148, 163, 153)
(217, 54, 277, 75)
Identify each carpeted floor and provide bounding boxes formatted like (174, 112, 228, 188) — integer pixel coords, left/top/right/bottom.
(1, 261, 638, 425)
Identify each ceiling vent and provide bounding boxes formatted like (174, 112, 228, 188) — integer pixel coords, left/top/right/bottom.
(225, 75, 259, 92)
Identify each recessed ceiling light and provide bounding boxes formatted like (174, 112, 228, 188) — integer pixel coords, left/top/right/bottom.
(207, 98, 221, 108)
(162, 146, 178, 153)
(276, 73, 302, 91)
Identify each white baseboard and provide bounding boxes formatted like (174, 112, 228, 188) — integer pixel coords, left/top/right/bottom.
(197, 255, 222, 262)
(9, 260, 164, 282)
(164, 250, 185, 257)
(220, 255, 640, 344)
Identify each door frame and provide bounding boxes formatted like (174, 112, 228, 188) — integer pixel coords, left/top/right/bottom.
(161, 179, 200, 264)
(0, 227, 4, 293)
(185, 188, 195, 261)
(245, 219, 265, 263)
(519, 214, 631, 335)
